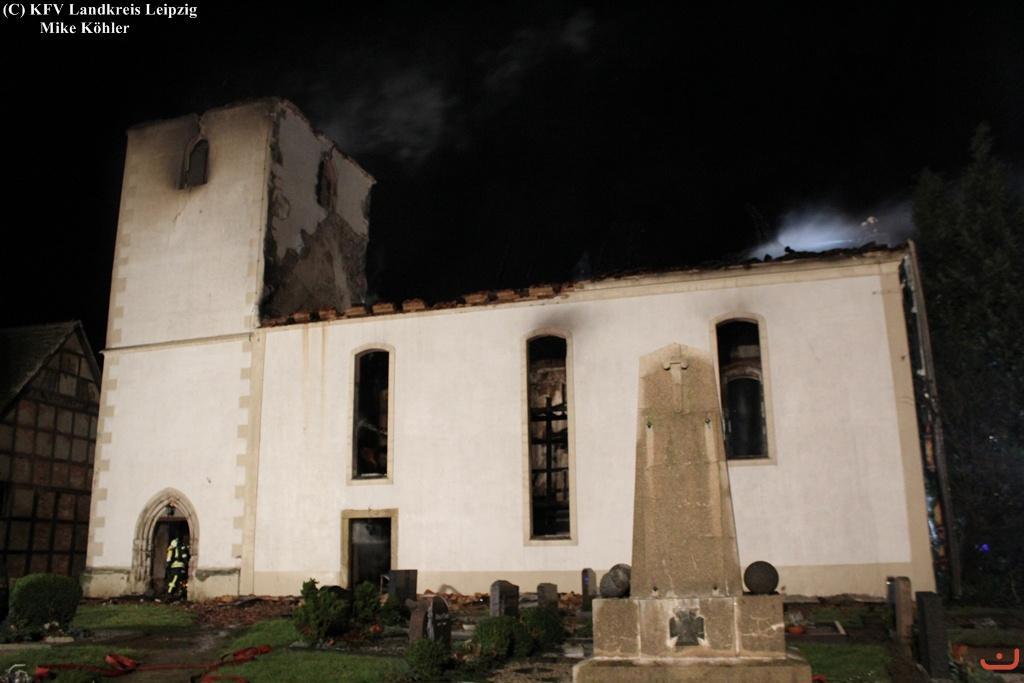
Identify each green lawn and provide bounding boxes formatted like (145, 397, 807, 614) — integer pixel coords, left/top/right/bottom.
(0, 645, 144, 683)
(794, 643, 892, 682)
(73, 603, 194, 631)
(215, 650, 408, 683)
(948, 626, 1024, 647)
(219, 618, 407, 682)
(228, 617, 303, 651)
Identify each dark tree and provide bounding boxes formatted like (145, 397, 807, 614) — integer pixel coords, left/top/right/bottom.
(914, 126, 1024, 604)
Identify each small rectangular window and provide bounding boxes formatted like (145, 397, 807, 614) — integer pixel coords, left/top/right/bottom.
(716, 320, 768, 460)
(353, 350, 389, 478)
(527, 336, 571, 538)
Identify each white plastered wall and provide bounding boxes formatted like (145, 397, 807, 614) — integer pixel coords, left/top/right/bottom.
(252, 260, 935, 597)
(106, 102, 272, 349)
(86, 339, 253, 597)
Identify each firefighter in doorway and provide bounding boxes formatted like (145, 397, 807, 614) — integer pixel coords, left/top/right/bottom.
(166, 537, 190, 601)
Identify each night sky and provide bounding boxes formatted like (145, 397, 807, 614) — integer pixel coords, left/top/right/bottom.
(4, 2, 1023, 353)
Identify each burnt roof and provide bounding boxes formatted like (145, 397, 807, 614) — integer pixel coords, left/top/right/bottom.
(262, 241, 909, 328)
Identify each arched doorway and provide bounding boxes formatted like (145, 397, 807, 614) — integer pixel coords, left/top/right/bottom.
(131, 489, 199, 598)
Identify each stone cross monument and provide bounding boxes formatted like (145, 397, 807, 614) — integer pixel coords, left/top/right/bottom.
(573, 344, 810, 682)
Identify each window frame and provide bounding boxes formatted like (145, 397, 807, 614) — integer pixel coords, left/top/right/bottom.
(711, 313, 779, 467)
(340, 508, 398, 589)
(521, 329, 578, 545)
(347, 343, 396, 485)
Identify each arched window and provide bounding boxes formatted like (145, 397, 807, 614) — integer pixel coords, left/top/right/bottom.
(716, 320, 768, 460)
(527, 335, 571, 538)
(180, 138, 209, 188)
(353, 349, 390, 479)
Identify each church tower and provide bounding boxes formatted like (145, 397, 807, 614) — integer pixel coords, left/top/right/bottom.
(86, 99, 373, 599)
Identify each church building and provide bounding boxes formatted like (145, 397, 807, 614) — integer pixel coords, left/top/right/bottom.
(82, 98, 950, 600)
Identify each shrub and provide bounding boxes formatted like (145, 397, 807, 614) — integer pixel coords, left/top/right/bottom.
(406, 638, 449, 680)
(352, 581, 381, 625)
(7, 573, 81, 632)
(520, 606, 565, 652)
(474, 615, 516, 660)
(293, 579, 349, 645)
(511, 619, 535, 657)
(379, 594, 404, 626)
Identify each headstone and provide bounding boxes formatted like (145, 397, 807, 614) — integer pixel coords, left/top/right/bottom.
(744, 561, 780, 595)
(886, 576, 913, 650)
(575, 344, 811, 682)
(409, 596, 451, 648)
(916, 591, 947, 677)
(387, 570, 418, 610)
(581, 568, 597, 612)
(599, 563, 631, 598)
(538, 583, 559, 609)
(490, 580, 519, 617)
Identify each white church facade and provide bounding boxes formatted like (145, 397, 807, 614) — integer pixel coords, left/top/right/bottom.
(82, 99, 944, 600)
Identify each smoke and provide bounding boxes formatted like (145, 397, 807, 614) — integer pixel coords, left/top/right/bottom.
(312, 9, 597, 166)
(320, 69, 451, 165)
(482, 9, 595, 95)
(748, 199, 915, 258)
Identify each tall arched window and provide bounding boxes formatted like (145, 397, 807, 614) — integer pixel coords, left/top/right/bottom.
(352, 349, 390, 479)
(527, 335, 571, 538)
(180, 138, 209, 188)
(716, 320, 768, 460)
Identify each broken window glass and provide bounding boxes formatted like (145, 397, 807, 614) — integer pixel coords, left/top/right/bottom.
(528, 336, 571, 538)
(353, 350, 389, 478)
(716, 320, 768, 459)
(181, 138, 209, 188)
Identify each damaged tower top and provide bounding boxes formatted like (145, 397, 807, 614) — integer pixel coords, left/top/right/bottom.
(107, 98, 374, 350)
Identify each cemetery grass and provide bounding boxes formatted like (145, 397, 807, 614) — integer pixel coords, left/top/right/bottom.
(214, 650, 409, 682)
(73, 602, 195, 630)
(221, 618, 409, 682)
(947, 626, 1024, 647)
(227, 617, 302, 650)
(794, 642, 892, 682)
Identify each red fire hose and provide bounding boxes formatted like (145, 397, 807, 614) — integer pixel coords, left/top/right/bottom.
(33, 644, 271, 681)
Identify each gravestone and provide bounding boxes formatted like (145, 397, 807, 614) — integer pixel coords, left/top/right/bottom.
(886, 576, 913, 651)
(574, 343, 811, 682)
(916, 591, 947, 677)
(538, 583, 559, 609)
(581, 568, 597, 612)
(490, 580, 519, 617)
(387, 570, 418, 612)
(409, 596, 451, 648)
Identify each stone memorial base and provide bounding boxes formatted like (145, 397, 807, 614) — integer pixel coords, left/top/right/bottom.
(573, 656, 812, 682)
(574, 595, 811, 682)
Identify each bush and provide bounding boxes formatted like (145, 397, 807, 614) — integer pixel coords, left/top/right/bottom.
(474, 615, 534, 661)
(379, 594, 404, 626)
(293, 579, 349, 645)
(406, 638, 449, 680)
(520, 606, 565, 652)
(352, 581, 381, 625)
(511, 619, 535, 657)
(475, 616, 516, 660)
(7, 573, 81, 633)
